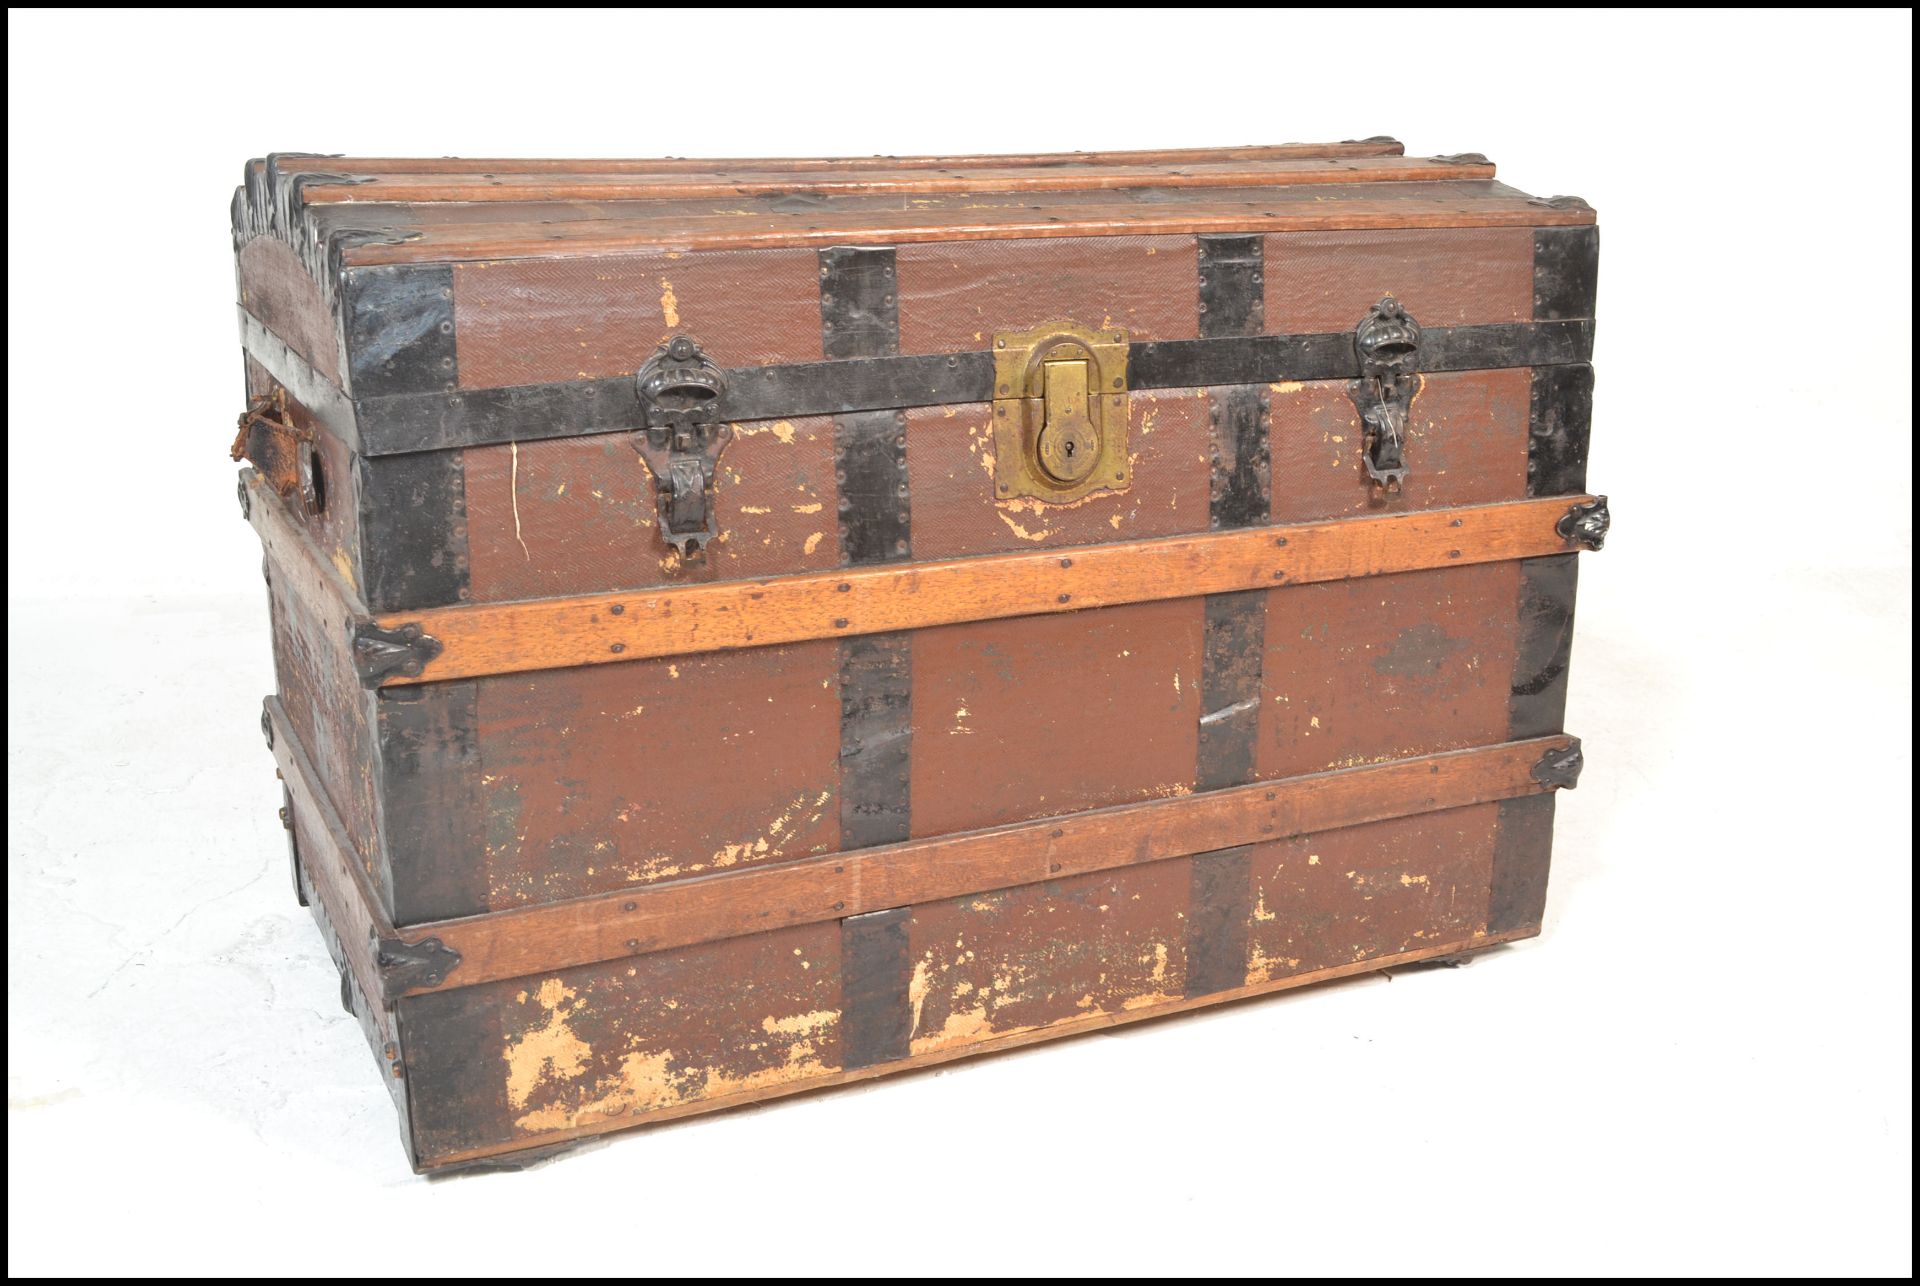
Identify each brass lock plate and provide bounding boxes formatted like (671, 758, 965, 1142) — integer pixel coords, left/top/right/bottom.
(991, 321, 1130, 504)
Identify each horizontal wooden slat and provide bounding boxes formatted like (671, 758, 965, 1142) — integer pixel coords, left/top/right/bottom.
(396, 735, 1574, 996)
(300, 157, 1494, 204)
(258, 141, 1407, 179)
(340, 184, 1592, 262)
(375, 495, 1594, 685)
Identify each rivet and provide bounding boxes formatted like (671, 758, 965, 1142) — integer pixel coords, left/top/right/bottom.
(1059, 557, 1072, 568)
(626, 939, 640, 951)
(1057, 594, 1071, 604)
(610, 642, 626, 653)
(610, 603, 625, 615)
(438, 321, 452, 334)
(440, 357, 453, 369)
(623, 901, 637, 912)
(837, 583, 851, 592)
(894, 539, 908, 554)
(996, 339, 1006, 348)
(833, 618, 850, 629)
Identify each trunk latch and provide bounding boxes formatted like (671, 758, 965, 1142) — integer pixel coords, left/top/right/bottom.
(992, 321, 1130, 504)
(1348, 297, 1423, 495)
(632, 335, 733, 557)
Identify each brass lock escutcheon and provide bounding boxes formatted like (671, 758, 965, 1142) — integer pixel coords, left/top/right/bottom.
(991, 321, 1130, 503)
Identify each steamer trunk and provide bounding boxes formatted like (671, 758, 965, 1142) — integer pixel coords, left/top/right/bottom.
(231, 141, 1605, 1170)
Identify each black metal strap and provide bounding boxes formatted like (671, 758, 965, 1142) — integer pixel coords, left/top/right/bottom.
(241, 306, 1596, 458)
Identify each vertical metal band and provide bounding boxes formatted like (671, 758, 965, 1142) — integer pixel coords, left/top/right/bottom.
(1191, 237, 1266, 985)
(1197, 592, 1266, 792)
(375, 682, 488, 925)
(838, 633, 912, 849)
(1185, 847, 1253, 998)
(1198, 233, 1265, 340)
(823, 246, 910, 566)
(822, 248, 914, 853)
(1197, 233, 1270, 795)
(1201, 235, 1271, 530)
(840, 906, 913, 1069)
(1489, 793, 1557, 933)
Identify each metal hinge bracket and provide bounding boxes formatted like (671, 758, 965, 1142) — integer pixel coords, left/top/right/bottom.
(351, 621, 444, 686)
(373, 931, 462, 999)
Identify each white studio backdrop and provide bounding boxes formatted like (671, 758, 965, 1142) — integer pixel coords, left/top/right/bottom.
(7, 8, 1912, 1278)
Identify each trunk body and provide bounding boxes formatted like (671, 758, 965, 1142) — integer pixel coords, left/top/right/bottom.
(231, 142, 1603, 1170)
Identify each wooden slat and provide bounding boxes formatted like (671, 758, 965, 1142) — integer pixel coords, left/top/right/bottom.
(258, 140, 1407, 180)
(341, 186, 1591, 261)
(300, 157, 1493, 204)
(376, 495, 1594, 685)
(400, 735, 1573, 995)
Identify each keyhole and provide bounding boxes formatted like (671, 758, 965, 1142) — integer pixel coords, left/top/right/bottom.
(1064, 440, 1076, 457)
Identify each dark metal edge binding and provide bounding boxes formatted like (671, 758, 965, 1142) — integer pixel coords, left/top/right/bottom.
(374, 682, 489, 925)
(1556, 495, 1610, 551)
(1531, 739, 1585, 791)
(1527, 363, 1593, 497)
(281, 785, 307, 907)
(1509, 555, 1580, 741)
(352, 622, 445, 687)
(1530, 194, 1594, 211)
(1488, 793, 1558, 934)
(1185, 846, 1254, 998)
(1533, 226, 1599, 322)
(296, 837, 411, 1128)
(340, 263, 457, 401)
(373, 932, 463, 998)
(356, 451, 471, 612)
(1433, 152, 1492, 165)
(346, 321, 1595, 458)
(840, 906, 913, 1069)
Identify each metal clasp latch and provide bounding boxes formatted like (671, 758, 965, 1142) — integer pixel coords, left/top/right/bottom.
(1348, 297, 1423, 495)
(632, 335, 733, 557)
(991, 321, 1130, 503)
